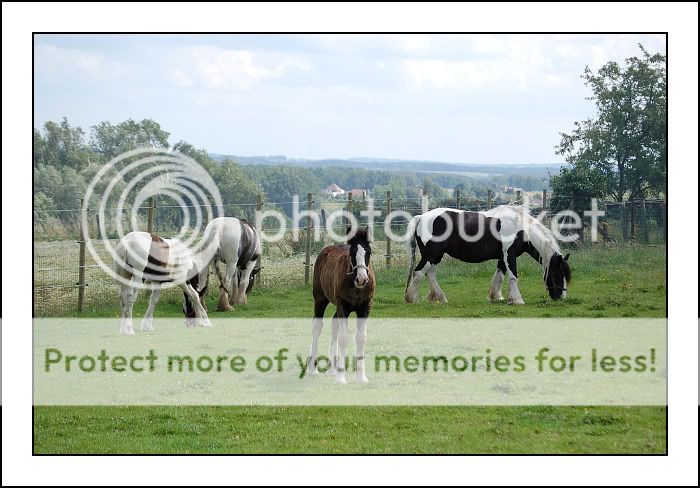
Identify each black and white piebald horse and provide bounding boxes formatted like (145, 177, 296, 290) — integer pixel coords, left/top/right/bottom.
(114, 231, 210, 335)
(404, 205, 571, 305)
(196, 217, 261, 312)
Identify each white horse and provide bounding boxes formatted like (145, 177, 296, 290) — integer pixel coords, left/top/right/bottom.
(114, 231, 210, 335)
(404, 205, 571, 305)
(195, 217, 261, 311)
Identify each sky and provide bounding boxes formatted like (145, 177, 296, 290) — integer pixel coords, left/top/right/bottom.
(33, 33, 665, 164)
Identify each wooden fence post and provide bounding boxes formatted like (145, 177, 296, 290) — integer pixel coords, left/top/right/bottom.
(620, 202, 628, 241)
(386, 190, 392, 269)
(516, 190, 522, 205)
(542, 189, 547, 215)
(455, 189, 461, 210)
(304, 192, 313, 286)
(256, 193, 263, 283)
(487, 190, 493, 210)
(78, 198, 87, 313)
(630, 202, 637, 241)
(347, 192, 353, 223)
(640, 200, 649, 243)
(147, 196, 156, 233)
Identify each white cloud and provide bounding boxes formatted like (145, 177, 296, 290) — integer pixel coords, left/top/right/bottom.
(175, 47, 311, 90)
(35, 44, 131, 78)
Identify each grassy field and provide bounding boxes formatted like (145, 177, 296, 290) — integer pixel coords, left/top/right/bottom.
(34, 245, 667, 454)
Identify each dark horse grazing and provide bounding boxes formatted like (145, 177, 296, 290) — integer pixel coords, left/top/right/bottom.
(307, 227, 375, 384)
(404, 205, 571, 305)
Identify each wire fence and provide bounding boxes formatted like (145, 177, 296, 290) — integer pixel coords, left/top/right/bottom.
(33, 191, 666, 316)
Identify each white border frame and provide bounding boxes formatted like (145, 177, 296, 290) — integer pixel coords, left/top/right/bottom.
(3, 2, 698, 486)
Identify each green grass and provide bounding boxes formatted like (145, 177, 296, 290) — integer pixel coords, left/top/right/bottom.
(34, 405, 665, 454)
(34, 245, 667, 454)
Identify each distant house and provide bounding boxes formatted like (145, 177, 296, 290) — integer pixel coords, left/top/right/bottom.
(322, 184, 345, 197)
(349, 189, 369, 199)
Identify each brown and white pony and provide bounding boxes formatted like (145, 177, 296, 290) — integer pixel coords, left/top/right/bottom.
(307, 227, 375, 384)
(114, 231, 210, 335)
(404, 205, 571, 305)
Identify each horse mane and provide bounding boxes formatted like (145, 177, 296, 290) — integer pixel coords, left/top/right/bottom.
(563, 257, 572, 284)
(498, 204, 563, 277)
(347, 227, 371, 244)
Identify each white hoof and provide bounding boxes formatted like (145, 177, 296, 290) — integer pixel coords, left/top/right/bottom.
(326, 368, 337, 377)
(508, 297, 525, 305)
(120, 328, 135, 335)
(140, 319, 154, 332)
(199, 318, 212, 327)
(307, 368, 320, 377)
(335, 373, 347, 385)
(356, 374, 369, 385)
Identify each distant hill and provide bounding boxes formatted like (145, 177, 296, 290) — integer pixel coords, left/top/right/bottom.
(209, 154, 558, 179)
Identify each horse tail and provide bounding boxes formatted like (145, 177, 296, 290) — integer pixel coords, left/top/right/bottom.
(405, 215, 420, 290)
(113, 237, 132, 280)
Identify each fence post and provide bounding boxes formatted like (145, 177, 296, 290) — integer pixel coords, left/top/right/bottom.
(620, 202, 628, 241)
(455, 189, 461, 210)
(347, 192, 353, 222)
(256, 193, 263, 283)
(542, 189, 547, 215)
(147, 196, 156, 233)
(78, 198, 87, 313)
(516, 190, 522, 205)
(304, 192, 313, 286)
(640, 200, 649, 243)
(630, 202, 637, 241)
(487, 190, 493, 210)
(386, 190, 392, 269)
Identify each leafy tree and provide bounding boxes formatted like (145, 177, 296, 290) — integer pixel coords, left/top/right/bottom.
(34, 164, 63, 200)
(90, 118, 170, 159)
(38, 118, 92, 169)
(555, 45, 666, 203)
(33, 191, 57, 219)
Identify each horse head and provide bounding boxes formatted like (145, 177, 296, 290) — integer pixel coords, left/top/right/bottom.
(346, 225, 372, 289)
(545, 252, 571, 300)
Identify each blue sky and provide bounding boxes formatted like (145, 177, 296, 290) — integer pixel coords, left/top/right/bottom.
(34, 34, 665, 164)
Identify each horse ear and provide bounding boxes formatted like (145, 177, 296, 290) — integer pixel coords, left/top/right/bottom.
(564, 253, 570, 261)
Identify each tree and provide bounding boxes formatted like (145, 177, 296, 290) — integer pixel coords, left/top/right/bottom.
(554, 45, 666, 203)
(90, 118, 170, 159)
(39, 118, 91, 169)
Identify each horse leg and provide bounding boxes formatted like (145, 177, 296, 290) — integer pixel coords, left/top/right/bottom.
(119, 282, 136, 335)
(404, 257, 429, 303)
(183, 282, 211, 326)
(327, 312, 340, 376)
(214, 260, 234, 311)
(426, 258, 447, 303)
(307, 298, 329, 376)
(236, 261, 256, 305)
(505, 254, 525, 305)
(489, 260, 506, 302)
(225, 260, 240, 307)
(335, 308, 350, 385)
(355, 303, 370, 384)
(140, 285, 160, 332)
